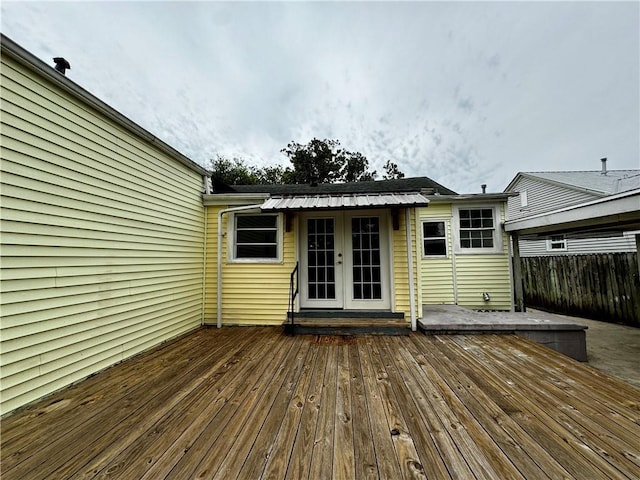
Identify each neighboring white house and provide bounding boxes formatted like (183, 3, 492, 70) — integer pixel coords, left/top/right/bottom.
(504, 159, 640, 256)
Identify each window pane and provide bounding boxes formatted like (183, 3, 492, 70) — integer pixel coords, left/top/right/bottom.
(237, 230, 277, 244)
(373, 284, 382, 299)
(423, 222, 445, 237)
(458, 208, 495, 250)
(235, 214, 278, 259)
(236, 245, 277, 258)
(424, 239, 446, 255)
(237, 215, 277, 229)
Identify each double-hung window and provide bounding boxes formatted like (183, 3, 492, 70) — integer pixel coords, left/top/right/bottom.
(455, 206, 502, 253)
(422, 221, 447, 256)
(546, 235, 567, 252)
(233, 214, 280, 261)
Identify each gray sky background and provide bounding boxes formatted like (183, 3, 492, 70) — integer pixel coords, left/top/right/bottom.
(2, 1, 638, 193)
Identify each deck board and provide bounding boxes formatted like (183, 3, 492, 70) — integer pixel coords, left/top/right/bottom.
(2, 327, 639, 480)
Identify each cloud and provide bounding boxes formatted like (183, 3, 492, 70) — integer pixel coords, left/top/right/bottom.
(1, 1, 638, 193)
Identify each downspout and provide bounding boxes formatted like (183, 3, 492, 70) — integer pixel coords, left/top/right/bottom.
(201, 206, 207, 325)
(217, 204, 263, 328)
(452, 251, 458, 305)
(405, 208, 417, 331)
(414, 208, 423, 323)
(201, 174, 211, 326)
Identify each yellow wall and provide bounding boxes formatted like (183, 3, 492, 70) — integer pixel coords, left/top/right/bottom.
(1, 54, 205, 415)
(418, 204, 456, 305)
(391, 209, 419, 321)
(418, 203, 512, 311)
(205, 207, 418, 324)
(204, 206, 296, 326)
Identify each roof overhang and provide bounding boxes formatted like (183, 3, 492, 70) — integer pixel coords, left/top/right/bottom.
(504, 188, 640, 238)
(203, 193, 270, 206)
(260, 192, 429, 212)
(425, 193, 515, 203)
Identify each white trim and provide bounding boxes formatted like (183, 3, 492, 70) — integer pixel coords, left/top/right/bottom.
(406, 208, 417, 331)
(414, 208, 423, 321)
(344, 211, 391, 310)
(519, 190, 528, 208)
(299, 212, 345, 309)
(546, 234, 568, 252)
(505, 188, 640, 233)
(203, 193, 270, 206)
(298, 209, 392, 310)
(227, 212, 283, 264)
(420, 218, 449, 258)
(452, 204, 504, 254)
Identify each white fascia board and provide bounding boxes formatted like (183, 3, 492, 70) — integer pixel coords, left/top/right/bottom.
(203, 193, 270, 206)
(504, 189, 640, 233)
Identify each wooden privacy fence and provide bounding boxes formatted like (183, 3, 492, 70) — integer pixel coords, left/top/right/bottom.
(521, 253, 640, 326)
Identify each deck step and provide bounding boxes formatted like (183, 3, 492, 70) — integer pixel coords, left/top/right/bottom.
(284, 317, 410, 335)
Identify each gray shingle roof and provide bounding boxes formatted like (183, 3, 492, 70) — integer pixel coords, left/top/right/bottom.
(215, 176, 457, 196)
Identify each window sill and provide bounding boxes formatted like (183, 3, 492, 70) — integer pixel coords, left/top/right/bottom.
(228, 258, 283, 264)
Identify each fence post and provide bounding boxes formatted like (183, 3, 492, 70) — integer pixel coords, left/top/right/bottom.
(511, 233, 525, 312)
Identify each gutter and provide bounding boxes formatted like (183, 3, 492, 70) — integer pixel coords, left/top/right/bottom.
(217, 204, 263, 328)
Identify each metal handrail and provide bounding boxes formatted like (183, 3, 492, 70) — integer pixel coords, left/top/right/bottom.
(287, 262, 299, 335)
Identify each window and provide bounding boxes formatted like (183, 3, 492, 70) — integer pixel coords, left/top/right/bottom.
(519, 190, 528, 208)
(459, 208, 495, 249)
(546, 235, 567, 252)
(233, 214, 279, 260)
(422, 221, 447, 256)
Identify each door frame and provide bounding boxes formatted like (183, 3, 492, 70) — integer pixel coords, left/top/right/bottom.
(299, 212, 344, 309)
(297, 209, 392, 310)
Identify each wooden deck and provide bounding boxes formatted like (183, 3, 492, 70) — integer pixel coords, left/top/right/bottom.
(2, 327, 639, 479)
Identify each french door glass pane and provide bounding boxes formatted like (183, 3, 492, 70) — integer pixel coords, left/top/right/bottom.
(351, 217, 382, 300)
(307, 218, 336, 300)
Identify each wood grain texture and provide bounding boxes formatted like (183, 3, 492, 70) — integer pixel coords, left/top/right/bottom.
(2, 327, 639, 480)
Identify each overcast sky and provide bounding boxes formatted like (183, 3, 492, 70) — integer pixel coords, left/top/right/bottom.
(2, 1, 638, 193)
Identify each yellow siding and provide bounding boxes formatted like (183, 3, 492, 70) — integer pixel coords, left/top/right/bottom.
(392, 209, 419, 319)
(455, 204, 512, 310)
(419, 203, 512, 310)
(0, 56, 205, 415)
(204, 206, 296, 326)
(419, 204, 455, 305)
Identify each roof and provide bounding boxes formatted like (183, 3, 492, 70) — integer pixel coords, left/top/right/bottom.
(505, 188, 640, 237)
(504, 170, 640, 196)
(214, 176, 457, 196)
(261, 193, 429, 211)
(0, 34, 209, 177)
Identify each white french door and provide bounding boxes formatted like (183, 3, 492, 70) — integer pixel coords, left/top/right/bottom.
(299, 211, 390, 310)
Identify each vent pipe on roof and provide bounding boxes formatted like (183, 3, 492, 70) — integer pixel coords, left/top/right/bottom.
(53, 57, 70, 75)
(601, 157, 607, 175)
(481, 184, 487, 194)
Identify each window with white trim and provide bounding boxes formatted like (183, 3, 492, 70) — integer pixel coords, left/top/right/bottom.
(459, 208, 495, 249)
(233, 214, 280, 260)
(519, 190, 528, 208)
(546, 235, 567, 252)
(422, 221, 447, 256)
